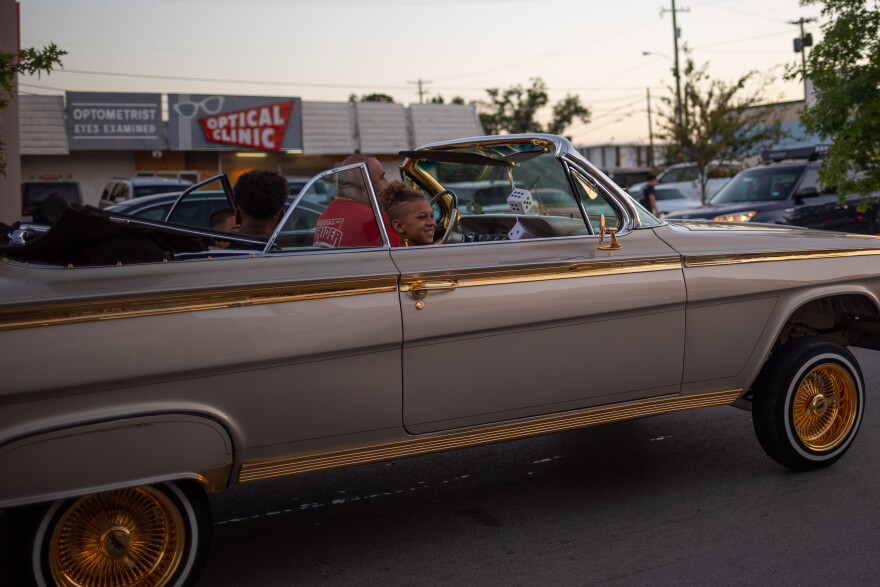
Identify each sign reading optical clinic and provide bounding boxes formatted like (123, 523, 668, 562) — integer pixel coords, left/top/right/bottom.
(168, 94, 303, 152)
(66, 92, 164, 150)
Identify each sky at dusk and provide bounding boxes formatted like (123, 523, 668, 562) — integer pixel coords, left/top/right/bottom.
(17, 0, 824, 146)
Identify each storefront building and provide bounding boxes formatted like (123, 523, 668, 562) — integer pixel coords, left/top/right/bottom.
(19, 92, 483, 208)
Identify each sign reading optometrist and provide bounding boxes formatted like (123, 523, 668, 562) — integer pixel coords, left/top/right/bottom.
(168, 94, 303, 151)
(66, 92, 164, 150)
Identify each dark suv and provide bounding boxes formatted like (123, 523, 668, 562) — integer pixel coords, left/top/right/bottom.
(665, 146, 880, 233)
(21, 181, 83, 223)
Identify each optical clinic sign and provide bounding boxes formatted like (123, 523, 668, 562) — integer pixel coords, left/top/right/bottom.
(168, 95, 303, 152)
(66, 92, 164, 150)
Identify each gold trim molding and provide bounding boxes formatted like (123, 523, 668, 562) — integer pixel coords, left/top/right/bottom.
(400, 257, 681, 292)
(238, 389, 741, 483)
(197, 461, 233, 494)
(0, 276, 398, 332)
(685, 248, 880, 268)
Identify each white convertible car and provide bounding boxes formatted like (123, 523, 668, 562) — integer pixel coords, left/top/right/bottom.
(1, 134, 879, 586)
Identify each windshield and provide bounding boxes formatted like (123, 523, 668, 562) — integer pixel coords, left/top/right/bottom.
(406, 142, 585, 219)
(709, 166, 805, 204)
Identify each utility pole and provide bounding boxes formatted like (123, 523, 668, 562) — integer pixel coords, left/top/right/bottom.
(661, 0, 689, 130)
(789, 17, 817, 102)
(408, 79, 432, 104)
(646, 88, 655, 168)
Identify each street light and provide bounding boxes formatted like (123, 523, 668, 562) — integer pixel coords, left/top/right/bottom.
(642, 51, 672, 61)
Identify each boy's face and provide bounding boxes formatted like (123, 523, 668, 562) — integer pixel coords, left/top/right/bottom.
(214, 215, 238, 233)
(392, 199, 435, 245)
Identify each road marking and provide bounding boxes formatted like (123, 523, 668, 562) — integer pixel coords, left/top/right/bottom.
(215, 475, 473, 525)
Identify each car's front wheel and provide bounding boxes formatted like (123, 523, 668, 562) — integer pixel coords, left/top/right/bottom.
(12, 481, 211, 587)
(752, 337, 864, 471)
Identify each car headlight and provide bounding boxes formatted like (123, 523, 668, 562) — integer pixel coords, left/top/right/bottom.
(712, 211, 757, 222)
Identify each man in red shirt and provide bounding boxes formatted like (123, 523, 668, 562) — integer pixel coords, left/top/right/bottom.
(313, 154, 399, 248)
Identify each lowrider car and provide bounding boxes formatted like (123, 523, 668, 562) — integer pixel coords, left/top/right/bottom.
(2, 134, 880, 586)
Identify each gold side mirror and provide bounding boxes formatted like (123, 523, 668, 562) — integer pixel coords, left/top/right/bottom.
(598, 214, 622, 250)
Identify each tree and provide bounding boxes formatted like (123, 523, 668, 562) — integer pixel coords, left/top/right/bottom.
(476, 77, 590, 138)
(657, 53, 784, 204)
(348, 93, 395, 103)
(429, 95, 466, 105)
(0, 43, 66, 176)
(794, 0, 880, 207)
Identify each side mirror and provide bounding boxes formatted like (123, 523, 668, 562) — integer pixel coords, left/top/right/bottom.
(797, 186, 820, 199)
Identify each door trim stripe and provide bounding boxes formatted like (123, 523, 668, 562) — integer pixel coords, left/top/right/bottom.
(684, 248, 880, 268)
(0, 275, 398, 331)
(238, 389, 741, 483)
(400, 257, 682, 292)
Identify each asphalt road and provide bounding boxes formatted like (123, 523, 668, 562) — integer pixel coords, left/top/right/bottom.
(3, 348, 879, 586)
(198, 347, 880, 586)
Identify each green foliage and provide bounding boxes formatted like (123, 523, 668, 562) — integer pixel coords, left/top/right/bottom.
(429, 95, 466, 105)
(348, 93, 395, 103)
(796, 0, 880, 206)
(0, 43, 66, 176)
(547, 94, 591, 136)
(476, 77, 590, 137)
(657, 52, 784, 204)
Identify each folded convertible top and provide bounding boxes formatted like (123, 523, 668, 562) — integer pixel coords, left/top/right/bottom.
(0, 206, 209, 266)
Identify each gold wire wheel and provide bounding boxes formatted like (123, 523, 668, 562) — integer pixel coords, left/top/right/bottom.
(792, 363, 859, 452)
(48, 486, 186, 587)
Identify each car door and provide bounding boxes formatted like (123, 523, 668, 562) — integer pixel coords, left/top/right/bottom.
(394, 146, 687, 434)
(3, 164, 404, 472)
(786, 167, 856, 231)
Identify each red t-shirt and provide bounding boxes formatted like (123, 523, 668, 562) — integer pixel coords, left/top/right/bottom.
(313, 199, 398, 248)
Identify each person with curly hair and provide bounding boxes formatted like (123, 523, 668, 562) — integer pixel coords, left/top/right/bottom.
(380, 181, 435, 246)
(233, 169, 288, 237)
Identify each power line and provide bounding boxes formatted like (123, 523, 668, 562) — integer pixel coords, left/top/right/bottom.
(431, 12, 659, 82)
(33, 68, 663, 95)
(44, 69, 415, 91)
(693, 28, 793, 49)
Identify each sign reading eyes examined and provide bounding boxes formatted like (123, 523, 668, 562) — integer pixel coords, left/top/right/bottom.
(168, 94, 303, 152)
(66, 92, 164, 150)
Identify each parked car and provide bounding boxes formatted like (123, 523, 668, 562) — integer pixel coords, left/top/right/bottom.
(628, 160, 742, 202)
(20, 181, 82, 223)
(665, 146, 880, 233)
(106, 190, 233, 228)
(106, 187, 318, 231)
(650, 186, 702, 217)
(3, 134, 880, 586)
(288, 175, 332, 205)
(98, 176, 193, 209)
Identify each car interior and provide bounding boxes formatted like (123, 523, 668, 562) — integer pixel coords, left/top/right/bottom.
(2, 143, 629, 266)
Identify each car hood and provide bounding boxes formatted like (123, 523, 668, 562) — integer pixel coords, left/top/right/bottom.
(664, 199, 788, 219)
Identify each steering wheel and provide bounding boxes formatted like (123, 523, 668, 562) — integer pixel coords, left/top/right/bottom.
(428, 189, 460, 244)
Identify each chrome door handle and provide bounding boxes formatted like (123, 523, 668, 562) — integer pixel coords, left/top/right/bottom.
(407, 280, 459, 299)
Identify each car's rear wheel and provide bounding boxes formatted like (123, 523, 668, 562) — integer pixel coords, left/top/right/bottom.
(12, 482, 210, 587)
(752, 337, 864, 471)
